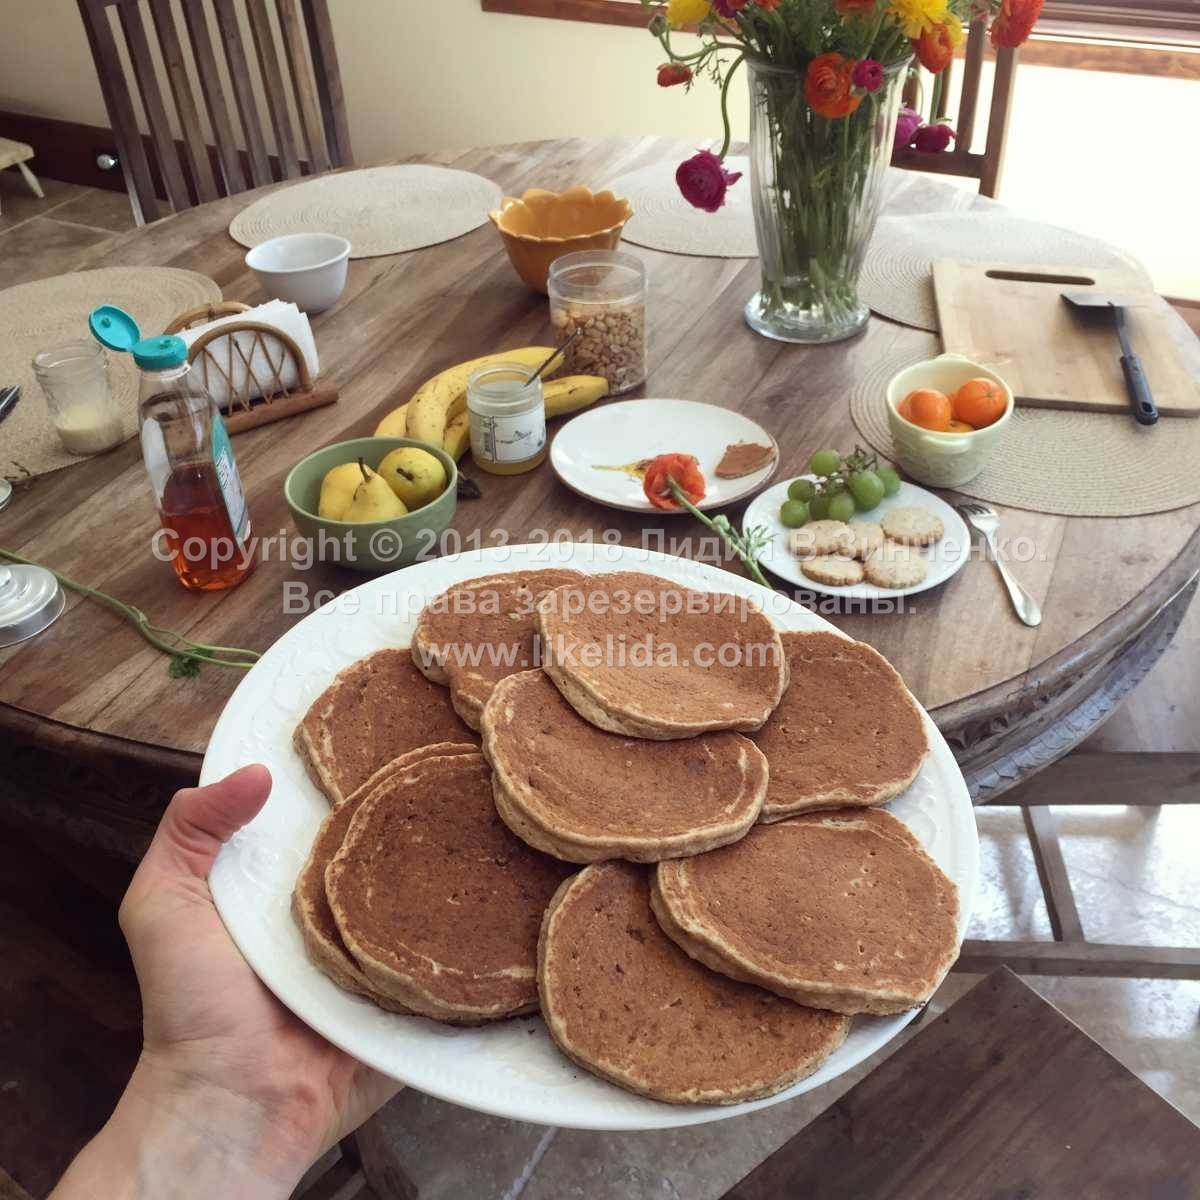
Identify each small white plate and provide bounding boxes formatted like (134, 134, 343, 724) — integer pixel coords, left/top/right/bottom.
(743, 479, 971, 601)
(550, 399, 778, 513)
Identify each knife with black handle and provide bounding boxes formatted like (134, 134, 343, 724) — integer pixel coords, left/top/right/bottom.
(1111, 306, 1158, 426)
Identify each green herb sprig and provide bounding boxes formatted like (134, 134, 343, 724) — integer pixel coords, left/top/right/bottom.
(667, 479, 774, 590)
(0, 548, 260, 677)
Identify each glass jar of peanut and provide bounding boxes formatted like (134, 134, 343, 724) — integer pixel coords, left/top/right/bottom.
(548, 250, 646, 395)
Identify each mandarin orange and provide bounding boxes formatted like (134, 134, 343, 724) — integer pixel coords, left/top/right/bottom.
(898, 388, 953, 432)
(946, 419, 976, 434)
(953, 378, 1006, 429)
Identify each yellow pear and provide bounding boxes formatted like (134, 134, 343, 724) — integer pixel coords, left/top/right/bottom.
(341, 458, 408, 523)
(318, 460, 373, 520)
(377, 447, 447, 511)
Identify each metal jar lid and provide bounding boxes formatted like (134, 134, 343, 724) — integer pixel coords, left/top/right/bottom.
(0, 562, 66, 647)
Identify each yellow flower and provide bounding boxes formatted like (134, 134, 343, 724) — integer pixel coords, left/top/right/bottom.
(945, 10, 965, 45)
(666, 0, 711, 29)
(887, 0, 949, 38)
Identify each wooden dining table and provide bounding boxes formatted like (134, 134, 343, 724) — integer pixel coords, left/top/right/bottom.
(2, 136, 1198, 868)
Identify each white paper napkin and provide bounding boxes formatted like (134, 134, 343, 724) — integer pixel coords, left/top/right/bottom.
(182, 301, 319, 409)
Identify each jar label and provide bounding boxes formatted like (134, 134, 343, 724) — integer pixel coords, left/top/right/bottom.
(470, 407, 546, 465)
(211, 413, 251, 546)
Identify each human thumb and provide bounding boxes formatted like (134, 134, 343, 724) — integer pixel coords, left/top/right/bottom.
(139, 764, 273, 884)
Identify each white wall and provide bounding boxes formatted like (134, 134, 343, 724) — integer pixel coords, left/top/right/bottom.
(0, 0, 745, 159)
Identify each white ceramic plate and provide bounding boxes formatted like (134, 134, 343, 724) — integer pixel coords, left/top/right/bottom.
(205, 545, 978, 1131)
(550, 399, 778, 513)
(743, 479, 972, 601)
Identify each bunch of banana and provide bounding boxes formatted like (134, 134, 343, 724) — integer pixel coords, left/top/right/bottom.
(373, 348, 608, 462)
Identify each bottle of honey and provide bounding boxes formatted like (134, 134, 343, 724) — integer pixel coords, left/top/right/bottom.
(90, 307, 254, 591)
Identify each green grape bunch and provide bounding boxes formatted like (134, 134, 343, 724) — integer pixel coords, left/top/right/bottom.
(779, 447, 901, 530)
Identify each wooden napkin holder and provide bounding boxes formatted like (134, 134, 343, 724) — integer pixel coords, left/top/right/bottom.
(164, 302, 338, 434)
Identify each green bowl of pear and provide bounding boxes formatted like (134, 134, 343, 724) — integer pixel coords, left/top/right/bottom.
(284, 436, 458, 573)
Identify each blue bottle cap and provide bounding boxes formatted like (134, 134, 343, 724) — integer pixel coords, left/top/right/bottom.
(89, 304, 141, 352)
(130, 334, 188, 371)
(89, 304, 188, 371)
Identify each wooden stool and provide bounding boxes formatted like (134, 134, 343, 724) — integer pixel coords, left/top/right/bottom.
(0, 139, 44, 214)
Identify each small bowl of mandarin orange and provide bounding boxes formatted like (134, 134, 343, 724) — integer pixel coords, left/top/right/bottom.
(885, 353, 1013, 488)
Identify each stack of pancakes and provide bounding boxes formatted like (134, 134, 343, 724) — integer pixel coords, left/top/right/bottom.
(291, 569, 959, 1105)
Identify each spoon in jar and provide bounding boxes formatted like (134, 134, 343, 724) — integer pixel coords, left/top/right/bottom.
(531, 330, 580, 380)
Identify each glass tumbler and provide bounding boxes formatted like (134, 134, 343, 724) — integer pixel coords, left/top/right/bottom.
(548, 250, 647, 395)
(32, 340, 125, 455)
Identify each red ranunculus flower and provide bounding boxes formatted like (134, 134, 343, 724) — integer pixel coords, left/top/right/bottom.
(851, 58, 884, 92)
(755, 0, 781, 9)
(914, 123, 956, 153)
(991, 0, 1044, 47)
(836, 0, 877, 14)
(657, 62, 694, 87)
(805, 52, 863, 119)
(711, 0, 748, 16)
(675, 150, 743, 212)
(894, 105, 923, 150)
(914, 22, 956, 72)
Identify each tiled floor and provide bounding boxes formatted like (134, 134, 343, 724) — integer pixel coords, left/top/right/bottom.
(0, 171, 135, 291)
(1, 175, 1196, 1198)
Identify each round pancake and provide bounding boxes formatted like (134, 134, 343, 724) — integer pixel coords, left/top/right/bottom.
(411, 569, 585, 730)
(539, 861, 850, 1105)
(482, 670, 768, 863)
(294, 648, 477, 806)
(291, 742, 477, 1010)
(652, 810, 960, 1016)
(327, 750, 574, 1023)
(752, 630, 928, 820)
(536, 571, 787, 740)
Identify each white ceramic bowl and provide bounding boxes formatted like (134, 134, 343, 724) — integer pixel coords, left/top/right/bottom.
(885, 353, 1013, 488)
(244, 232, 351, 313)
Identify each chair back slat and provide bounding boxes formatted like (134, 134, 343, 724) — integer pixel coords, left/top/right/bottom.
(955, 18, 988, 151)
(302, 0, 352, 168)
(211, 0, 274, 188)
(178, 0, 247, 195)
(76, 0, 163, 223)
(147, 0, 219, 203)
(245, 0, 303, 179)
(276, 0, 330, 174)
(114, 0, 193, 211)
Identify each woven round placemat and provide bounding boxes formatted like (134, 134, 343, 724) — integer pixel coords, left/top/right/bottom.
(860, 213, 1150, 333)
(849, 335, 1200, 516)
(229, 165, 502, 259)
(604, 157, 757, 259)
(0, 267, 221, 480)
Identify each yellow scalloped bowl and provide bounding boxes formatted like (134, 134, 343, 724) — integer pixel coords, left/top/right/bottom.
(489, 186, 634, 294)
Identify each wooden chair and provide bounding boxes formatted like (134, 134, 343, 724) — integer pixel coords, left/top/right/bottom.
(892, 17, 1020, 198)
(75, 0, 353, 225)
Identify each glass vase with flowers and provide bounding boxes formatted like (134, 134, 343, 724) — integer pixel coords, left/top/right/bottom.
(646, 0, 1045, 343)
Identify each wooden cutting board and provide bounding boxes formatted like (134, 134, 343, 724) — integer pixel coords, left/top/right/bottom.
(933, 259, 1200, 418)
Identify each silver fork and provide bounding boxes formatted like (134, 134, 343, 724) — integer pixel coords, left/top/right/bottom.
(957, 502, 1042, 627)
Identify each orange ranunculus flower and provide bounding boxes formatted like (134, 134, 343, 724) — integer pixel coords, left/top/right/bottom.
(805, 53, 863, 119)
(991, 0, 1044, 47)
(914, 21, 956, 72)
(836, 0, 877, 14)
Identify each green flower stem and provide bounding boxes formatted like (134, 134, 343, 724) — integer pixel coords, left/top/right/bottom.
(717, 52, 746, 157)
(666, 480, 772, 590)
(0, 548, 260, 672)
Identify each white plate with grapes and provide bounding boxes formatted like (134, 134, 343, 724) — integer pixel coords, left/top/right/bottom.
(742, 448, 971, 601)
